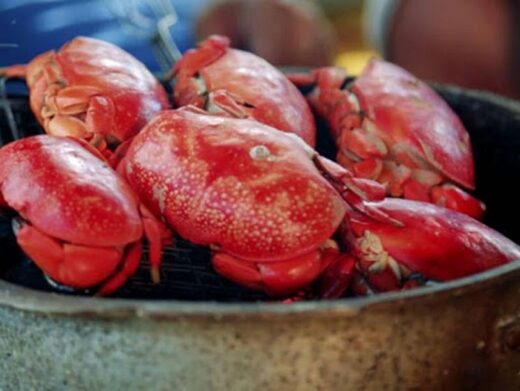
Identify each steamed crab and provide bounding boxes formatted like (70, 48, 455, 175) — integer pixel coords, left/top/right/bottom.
(172, 35, 316, 147)
(289, 59, 485, 220)
(0, 135, 165, 295)
(118, 106, 387, 295)
(1, 37, 170, 158)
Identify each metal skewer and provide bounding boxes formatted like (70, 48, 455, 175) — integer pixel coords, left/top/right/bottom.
(108, 0, 182, 73)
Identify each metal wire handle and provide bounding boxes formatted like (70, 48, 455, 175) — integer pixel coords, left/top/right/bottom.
(0, 77, 20, 143)
(108, 0, 182, 73)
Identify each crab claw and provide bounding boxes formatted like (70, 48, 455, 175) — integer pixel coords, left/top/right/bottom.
(212, 241, 340, 296)
(14, 221, 141, 295)
(342, 198, 520, 292)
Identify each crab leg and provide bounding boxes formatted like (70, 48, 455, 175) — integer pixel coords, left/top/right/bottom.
(172, 35, 229, 78)
(318, 253, 357, 299)
(206, 90, 251, 118)
(96, 241, 143, 296)
(139, 204, 168, 284)
(0, 64, 27, 79)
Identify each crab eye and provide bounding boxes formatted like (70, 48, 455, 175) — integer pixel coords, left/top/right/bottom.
(249, 145, 272, 160)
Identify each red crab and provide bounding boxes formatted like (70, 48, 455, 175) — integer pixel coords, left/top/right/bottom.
(0, 136, 165, 295)
(172, 35, 316, 147)
(289, 59, 485, 220)
(1, 37, 170, 157)
(319, 198, 520, 297)
(118, 106, 387, 296)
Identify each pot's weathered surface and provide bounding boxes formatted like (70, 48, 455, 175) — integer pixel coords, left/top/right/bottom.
(1, 264, 520, 391)
(0, 85, 519, 391)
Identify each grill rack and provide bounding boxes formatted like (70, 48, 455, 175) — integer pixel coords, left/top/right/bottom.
(2, 77, 520, 301)
(0, 79, 268, 301)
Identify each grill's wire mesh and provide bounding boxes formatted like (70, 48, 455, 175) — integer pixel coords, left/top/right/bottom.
(0, 80, 268, 301)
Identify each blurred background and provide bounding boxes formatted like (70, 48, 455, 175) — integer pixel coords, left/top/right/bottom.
(1, 0, 518, 98)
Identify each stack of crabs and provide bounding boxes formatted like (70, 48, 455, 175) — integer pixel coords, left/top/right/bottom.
(1, 36, 519, 299)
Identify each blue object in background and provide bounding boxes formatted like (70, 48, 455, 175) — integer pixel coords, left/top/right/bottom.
(0, 0, 210, 71)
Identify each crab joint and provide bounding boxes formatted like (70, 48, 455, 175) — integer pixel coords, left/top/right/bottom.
(358, 230, 402, 280)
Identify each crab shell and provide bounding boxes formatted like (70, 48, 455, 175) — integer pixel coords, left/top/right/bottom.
(172, 35, 316, 147)
(121, 107, 345, 260)
(5, 37, 170, 153)
(0, 136, 163, 295)
(352, 59, 474, 188)
(342, 198, 520, 292)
